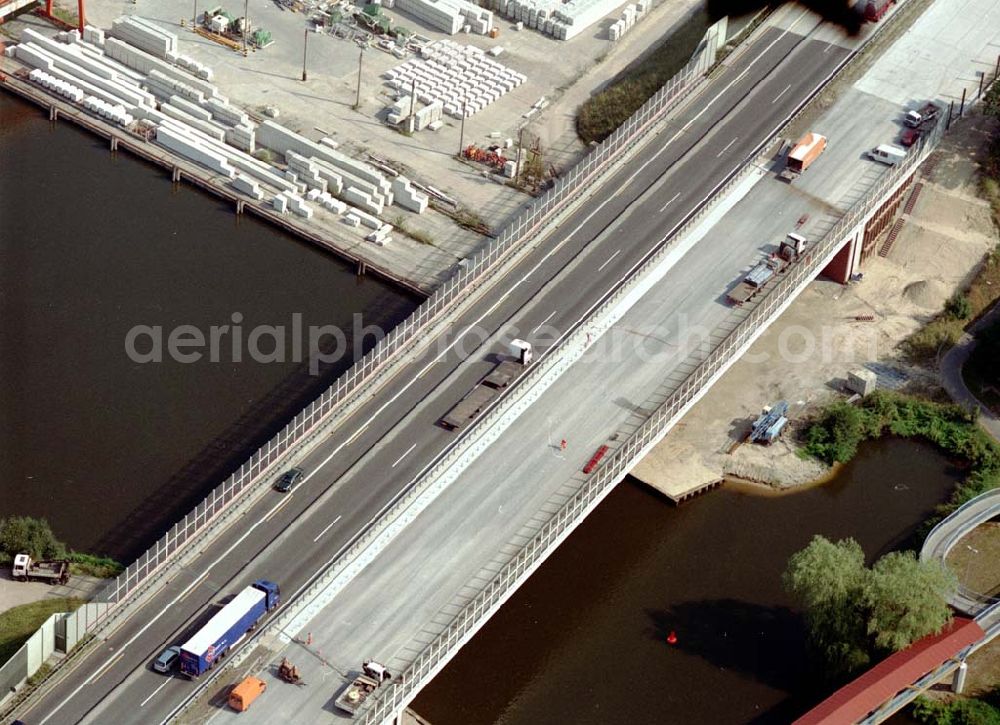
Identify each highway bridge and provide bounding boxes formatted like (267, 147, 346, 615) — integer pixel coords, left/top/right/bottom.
(8, 0, 1000, 723)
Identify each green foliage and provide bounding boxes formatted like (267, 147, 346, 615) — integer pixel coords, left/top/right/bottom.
(0, 517, 66, 560)
(913, 695, 1000, 725)
(865, 552, 955, 651)
(784, 536, 957, 678)
(945, 293, 972, 321)
(68, 553, 124, 578)
(983, 81, 1000, 121)
(783, 536, 870, 675)
(802, 392, 1000, 526)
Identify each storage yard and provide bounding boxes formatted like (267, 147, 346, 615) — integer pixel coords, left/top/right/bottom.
(1, 0, 709, 290)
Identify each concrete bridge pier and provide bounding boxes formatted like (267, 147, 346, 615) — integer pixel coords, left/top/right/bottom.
(952, 661, 968, 694)
(357, 259, 367, 278)
(110, 136, 118, 153)
(171, 166, 182, 183)
(48, 105, 58, 121)
(236, 199, 245, 215)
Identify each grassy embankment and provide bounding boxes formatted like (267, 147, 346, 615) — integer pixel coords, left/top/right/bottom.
(0, 598, 85, 666)
(801, 391, 1000, 521)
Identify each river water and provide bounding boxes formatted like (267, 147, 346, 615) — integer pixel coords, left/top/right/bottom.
(414, 437, 963, 724)
(0, 91, 418, 560)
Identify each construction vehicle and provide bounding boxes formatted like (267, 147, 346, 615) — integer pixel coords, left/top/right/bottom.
(903, 101, 940, 129)
(440, 340, 532, 431)
(11, 553, 69, 584)
(278, 657, 301, 684)
(863, 0, 895, 22)
(750, 401, 789, 444)
(228, 676, 266, 711)
(334, 660, 391, 716)
(779, 132, 827, 182)
(727, 234, 807, 306)
(179, 580, 281, 677)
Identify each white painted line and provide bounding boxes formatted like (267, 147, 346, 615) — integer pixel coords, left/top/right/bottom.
(659, 192, 680, 212)
(262, 493, 294, 523)
(716, 137, 738, 157)
(313, 515, 342, 543)
(391, 444, 417, 469)
(531, 310, 557, 334)
(140, 679, 172, 708)
(87, 651, 124, 684)
(597, 249, 622, 272)
(772, 83, 791, 103)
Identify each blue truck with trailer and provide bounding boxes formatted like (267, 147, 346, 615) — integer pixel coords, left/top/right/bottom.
(179, 580, 280, 677)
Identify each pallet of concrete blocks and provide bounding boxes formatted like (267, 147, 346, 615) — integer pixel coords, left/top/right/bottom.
(272, 194, 289, 213)
(232, 174, 264, 200)
(111, 16, 178, 59)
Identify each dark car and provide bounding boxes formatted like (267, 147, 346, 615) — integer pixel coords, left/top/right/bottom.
(153, 645, 181, 673)
(899, 127, 921, 147)
(273, 467, 305, 493)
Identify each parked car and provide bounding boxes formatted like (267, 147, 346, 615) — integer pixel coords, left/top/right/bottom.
(867, 144, 906, 166)
(273, 467, 305, 493)
(899, 127, 921, 147)
(153, 645, 181, 673)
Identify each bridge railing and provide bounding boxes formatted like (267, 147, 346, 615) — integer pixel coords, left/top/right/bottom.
(2, 18, 720, 693)
(359, 19, 1000, 724)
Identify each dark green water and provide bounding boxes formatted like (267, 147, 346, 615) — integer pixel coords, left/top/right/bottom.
(414, 437, 963, 724)
(0, 90, 418, 560)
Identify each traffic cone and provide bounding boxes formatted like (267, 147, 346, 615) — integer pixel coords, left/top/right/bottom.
(666, 630, 678, 645)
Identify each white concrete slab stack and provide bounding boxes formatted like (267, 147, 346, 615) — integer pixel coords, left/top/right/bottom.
(110, 16, 178, 59)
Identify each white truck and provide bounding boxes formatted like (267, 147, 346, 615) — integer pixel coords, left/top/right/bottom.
(334, 661, 392, 716)
(12, 553, 70, 584)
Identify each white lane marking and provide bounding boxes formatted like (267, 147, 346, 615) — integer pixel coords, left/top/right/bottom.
(716, 137, 738, 157)
(140, 679, 172, 708)
(531, 310, 557, 334)
(597, 249, 622, 272)
(390, 444, 417, 469)
(262, 492, 294, 523)
(30, 11, 828, 725)
(87, 651, 125, 685)
(772, 83, 791, 103)
(313, 515, 342, 543)
(659, 192, 680, 212)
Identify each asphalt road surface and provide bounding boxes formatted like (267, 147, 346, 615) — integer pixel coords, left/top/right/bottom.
(22, 10, 855, 725)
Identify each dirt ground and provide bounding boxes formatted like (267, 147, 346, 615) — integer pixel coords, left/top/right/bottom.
(632, 109, 1000, 498)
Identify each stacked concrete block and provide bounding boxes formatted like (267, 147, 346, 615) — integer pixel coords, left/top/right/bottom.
(392, 176, 429, 214)
(351, 208, 383, 229)
(344, 214, 361, 227)
(387, 40, 522, 120)
(232, 174, 265, 200)
(205, 97, 249, 127)
(156, 123, 235, 177)
(394, 0, 493, 35)
(82, 25, 106, 46)
(273, 194, 288, 213)
(168, 94, 213, 122)
(286, 194, 314, 219)
(144, 69, 206, 104)
(311, 159, 345, 196)
(110, 15, 177, 59)
(366, 224, 393, 245)
(159, 102, 227, 140)
(343, 187, 384, 216)
(104, 38, 219, 95)
(490, 0, 630, 39)
(29, 69, 86, 103)
(319, 193, 348, 214)
(285, 150, 330, 193)
(225, 123, 256, 153)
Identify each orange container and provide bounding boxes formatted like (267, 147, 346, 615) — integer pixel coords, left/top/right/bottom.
(228, 676, 267, 712)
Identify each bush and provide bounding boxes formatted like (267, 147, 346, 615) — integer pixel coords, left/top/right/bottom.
(912, 695, 1000, 725)
(68, 553, 124, 578)
(944, 293, 972, 321)
(0, 517, 66, 560)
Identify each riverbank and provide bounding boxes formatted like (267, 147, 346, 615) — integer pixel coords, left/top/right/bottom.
(632, 106, 1000, 499)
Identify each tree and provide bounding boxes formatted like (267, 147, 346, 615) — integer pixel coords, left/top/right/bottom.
(783, 536, 957, 677)
(783, 536, 870, 675)
(983, 81, 1000, 121)
(803, 403, 866, 464)
(0, 516, 66, 559)
(866, 553, 956, 652)
(912, 695, 1000, 725)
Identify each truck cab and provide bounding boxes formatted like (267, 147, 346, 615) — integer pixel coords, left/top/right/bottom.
(253, 579, 281, 610)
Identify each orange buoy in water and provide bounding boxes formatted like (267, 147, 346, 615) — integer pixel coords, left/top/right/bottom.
(666, 631, 678, 645)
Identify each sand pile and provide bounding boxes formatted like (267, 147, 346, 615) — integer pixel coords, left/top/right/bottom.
(903, 279, 948, 309)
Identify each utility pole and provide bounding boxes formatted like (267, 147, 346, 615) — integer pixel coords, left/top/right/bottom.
(301, 27, 309, 82)
(193, 0, 198, 25)
(515, 125, 525, 184)
(242, 0, 249, 55)
(959, 87, 966, 117)
(409, 78, 416, 133)
(354, 49, 364, 109)
(458, 99, 467, 156)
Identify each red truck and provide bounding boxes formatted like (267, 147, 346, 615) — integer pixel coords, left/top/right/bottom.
(864, 0, 895, 22)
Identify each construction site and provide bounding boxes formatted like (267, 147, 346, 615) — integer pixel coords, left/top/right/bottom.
(0, 0, 718, 293)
